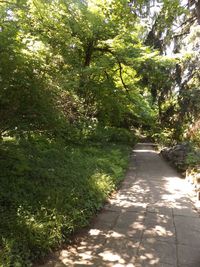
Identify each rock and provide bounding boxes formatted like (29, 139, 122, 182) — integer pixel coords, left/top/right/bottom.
(160, 143, 192, 172)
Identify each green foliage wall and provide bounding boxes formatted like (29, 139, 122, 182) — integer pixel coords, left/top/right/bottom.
(0, 0, 175, 138)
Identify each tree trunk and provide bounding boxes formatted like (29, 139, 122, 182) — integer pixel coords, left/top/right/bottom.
(195, 0, 200, 24)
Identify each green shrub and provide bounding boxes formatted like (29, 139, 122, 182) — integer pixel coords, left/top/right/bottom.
(0, 136, 130, 266)
(89, 126, 136, 145)
(186, 150, 200, 167)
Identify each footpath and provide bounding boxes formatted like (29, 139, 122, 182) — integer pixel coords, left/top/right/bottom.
(38, 143, 200, 267)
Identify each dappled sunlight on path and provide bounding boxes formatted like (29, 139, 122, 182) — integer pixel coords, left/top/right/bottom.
(37, 143, 200, 267)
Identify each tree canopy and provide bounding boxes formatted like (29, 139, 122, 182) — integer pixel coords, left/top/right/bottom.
(1, 0, 199, 142)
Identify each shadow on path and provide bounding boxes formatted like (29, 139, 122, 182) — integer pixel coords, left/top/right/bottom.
(37, 143, 200, 267)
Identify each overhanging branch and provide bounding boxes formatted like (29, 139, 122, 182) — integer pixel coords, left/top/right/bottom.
(94, 47, 131, 98)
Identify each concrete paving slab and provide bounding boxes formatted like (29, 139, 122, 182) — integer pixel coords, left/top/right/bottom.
(147, 205, 172, 216)
(98, 237, 139, 265)
(173, 203, 199, 217)
(178, 244, 200, 266)
(143, 212, 175, 243)
(137, 240, 177, 266)
(135, 262, 174, 267)
(174, 216, 200, 246)
(93, 210, 120, 230)
(113, 211, 145, 239)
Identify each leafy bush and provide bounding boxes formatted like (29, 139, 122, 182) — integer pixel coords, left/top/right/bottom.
(153, 126, 180, 147)
(0, 136, 130, 266)
(89, 126, 136, 145)
(186, 150, 200, 167)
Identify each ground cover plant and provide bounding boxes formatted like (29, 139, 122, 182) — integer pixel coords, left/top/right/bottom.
(0, 135, 131, 266)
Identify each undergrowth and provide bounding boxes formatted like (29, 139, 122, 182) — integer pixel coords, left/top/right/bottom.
(0, 134, 131, 266)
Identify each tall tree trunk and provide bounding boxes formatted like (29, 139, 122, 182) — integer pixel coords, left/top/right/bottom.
(195, 0, 200, 24)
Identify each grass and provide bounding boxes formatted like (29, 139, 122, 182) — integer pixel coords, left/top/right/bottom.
(0, 135, 131, 266)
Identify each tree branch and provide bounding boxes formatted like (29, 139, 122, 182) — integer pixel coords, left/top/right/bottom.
(94, 47, 131, 97)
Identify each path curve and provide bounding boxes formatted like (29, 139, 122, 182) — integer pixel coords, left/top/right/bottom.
(38, 143, 200, 267)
